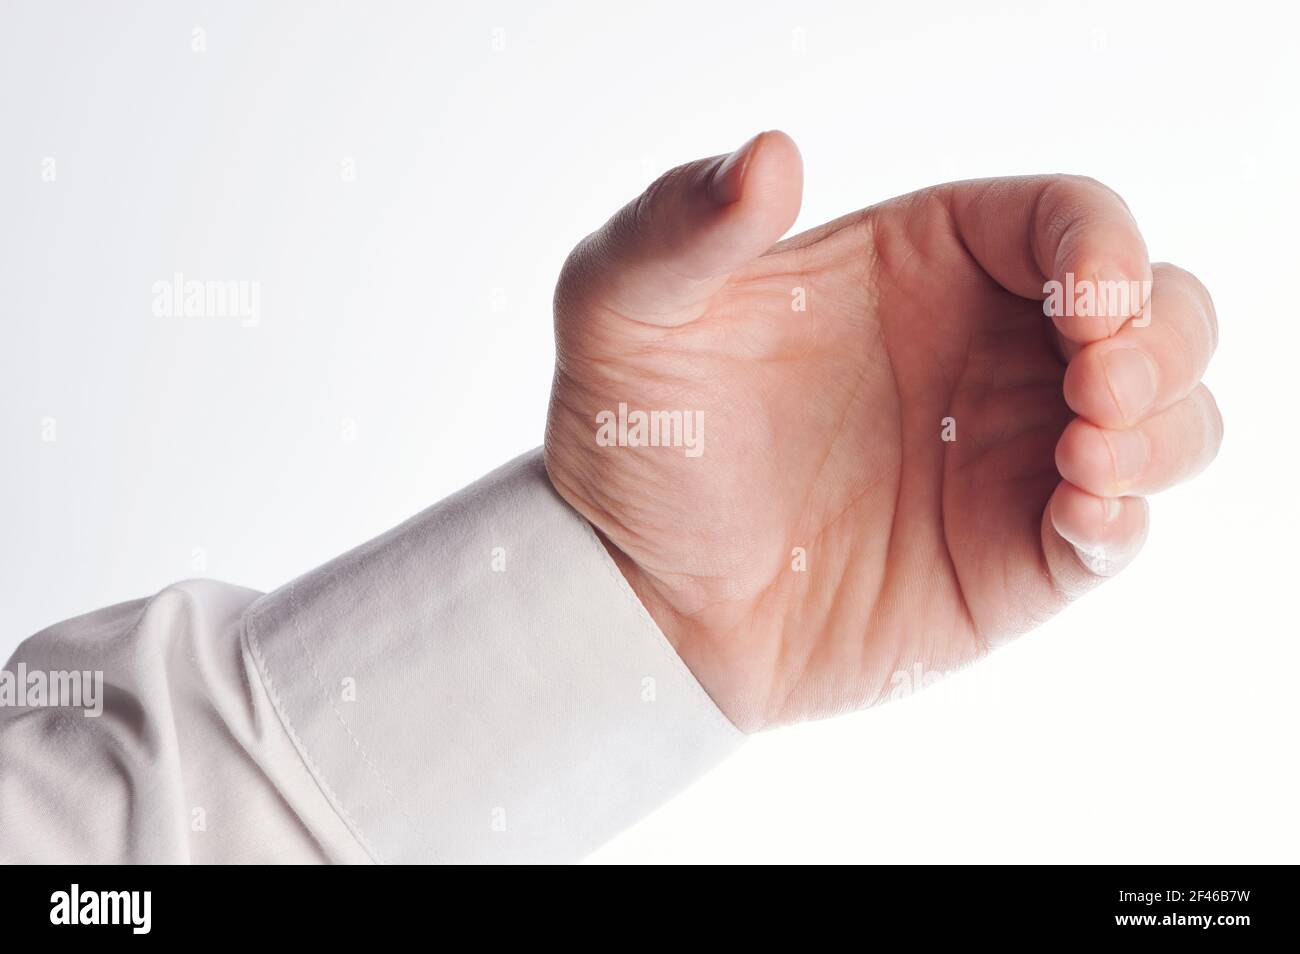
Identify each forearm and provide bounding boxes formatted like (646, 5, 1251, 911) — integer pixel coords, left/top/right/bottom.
(0, 450, 741, 864)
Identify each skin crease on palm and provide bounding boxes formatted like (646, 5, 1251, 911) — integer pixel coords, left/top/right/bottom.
(543, 131, 1222, 733)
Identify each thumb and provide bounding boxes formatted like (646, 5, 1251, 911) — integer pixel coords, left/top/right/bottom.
(556, 130, 803, 328)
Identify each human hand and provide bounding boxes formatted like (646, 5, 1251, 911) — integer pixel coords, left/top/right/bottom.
(544, 131, 1221, 732)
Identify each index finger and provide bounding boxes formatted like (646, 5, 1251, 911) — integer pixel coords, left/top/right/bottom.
(945, 174, 1153, 343)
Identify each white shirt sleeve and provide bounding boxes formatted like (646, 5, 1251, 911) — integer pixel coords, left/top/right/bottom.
(0, 449, 745, 863)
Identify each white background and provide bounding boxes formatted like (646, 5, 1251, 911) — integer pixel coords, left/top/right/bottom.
(2, 0, 1296, 863)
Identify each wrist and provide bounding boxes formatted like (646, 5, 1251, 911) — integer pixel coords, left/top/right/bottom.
(541, 445, 771, 732)
(591, 528, 770, 733)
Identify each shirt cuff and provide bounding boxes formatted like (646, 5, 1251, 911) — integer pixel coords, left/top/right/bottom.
(243, 448, 744, 863)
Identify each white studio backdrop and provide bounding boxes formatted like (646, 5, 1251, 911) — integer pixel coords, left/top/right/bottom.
(2, 0, 1296, 863)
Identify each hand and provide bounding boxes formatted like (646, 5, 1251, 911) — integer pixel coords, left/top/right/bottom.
(543, 131, 1221, 732)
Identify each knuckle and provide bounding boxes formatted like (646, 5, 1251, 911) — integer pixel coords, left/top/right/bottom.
(631, 168, 675, 235)
(1038, 175, 1134, 251)
(1061, 173, 1128, 210)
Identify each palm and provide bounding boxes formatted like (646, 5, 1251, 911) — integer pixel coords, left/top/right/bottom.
(548, 189, 1076, 727)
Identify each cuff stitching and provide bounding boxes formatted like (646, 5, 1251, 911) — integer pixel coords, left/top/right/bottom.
(243, 598, 393, 864)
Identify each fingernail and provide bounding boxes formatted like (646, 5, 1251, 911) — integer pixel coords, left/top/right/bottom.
(709, 133, 762, 205)
(1102, 347, 1157, 422)
(1103, 428, 1149, 486)
(1072, 540, 1119, 576)
(1101, 495, 1122, 523)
